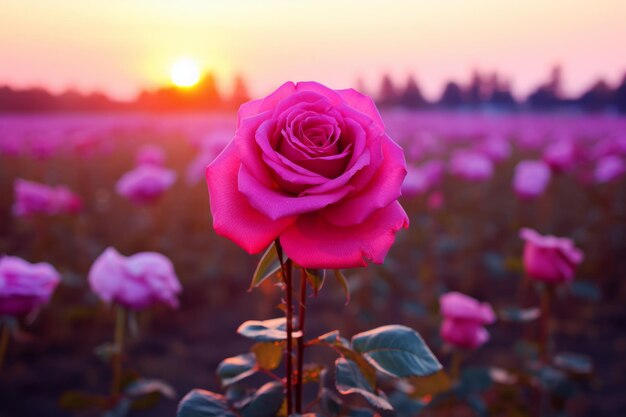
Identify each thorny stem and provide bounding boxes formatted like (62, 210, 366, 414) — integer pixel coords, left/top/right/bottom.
(275, 239, 294, 416)
(539, 285, 553, 363)
(296, 267, 308, 413)
(111, 307, 126, 397)
(0, 322, 10, 372)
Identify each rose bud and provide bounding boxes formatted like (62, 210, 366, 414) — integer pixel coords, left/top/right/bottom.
(449, 150, 494, 182)
(88, 247, 181, 310)
(0, 256, 61, 316)
(115, 165, 176, 205)
(439, 291, 496, 350)
(512, 160, 551, 200)
(519, 228, 584, 284)
(136, 144, 166, 167)
(13, 179, 83, 217)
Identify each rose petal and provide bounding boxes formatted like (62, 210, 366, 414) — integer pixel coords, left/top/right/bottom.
(206, 141, 296, 253)
(238, 165, 354, 220)
(279, 201, 409, 269)
(322, 136, 407, 226)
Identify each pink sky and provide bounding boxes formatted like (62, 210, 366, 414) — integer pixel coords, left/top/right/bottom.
(1, 0, 625, 100)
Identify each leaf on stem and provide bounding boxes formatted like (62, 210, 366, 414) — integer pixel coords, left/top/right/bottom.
(125, 378, 177, 399)
(351, 325, 442, 378)
(251, 342, 284, 371)
(240, 381, 285, 417)
(335, 358, 393, 411)
(405, 370, 452, 398)
(249, 242, 282, 291)
(238, 318, 302, 342)
(333, 270, 350, 305)
(305, 269, 326, 296)
(177, 389, 238, 417)
(217, 353, 257, 386)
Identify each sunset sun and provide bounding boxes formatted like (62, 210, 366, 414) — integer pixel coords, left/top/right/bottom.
(170, 58, 201, 88)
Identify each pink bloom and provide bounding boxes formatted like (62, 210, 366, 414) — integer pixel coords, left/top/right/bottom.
(13, 179, 83, 217)
(512, 160, 551, 200)
(594, 155, 626, 183)
(88, 247, 181, 310)
(439, 292, 495, 350)
(449, 150, 494, 182)
(0, 256, 60, 316)
(205, 81, 409, 269)
(136, 144, 166, 167)
(543, 141, 577, 172)
(519, 228, 584, 284)
(401, 160, 444, 198)
(479, 136, 511, 163)
(116, 165, 176, 205)
(427, 191, 444, 212)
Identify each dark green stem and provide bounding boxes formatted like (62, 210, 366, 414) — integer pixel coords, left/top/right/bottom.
(296, 268, 307, 413)
(275, 240, 294, 416)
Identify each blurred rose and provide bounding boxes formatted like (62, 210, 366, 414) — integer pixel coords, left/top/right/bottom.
(116, 165, 176, 205)
(543, 140, 577, 172)
(0, 256, 60, 316)
(401, 160, 444, 198)
(594, 155, 625, 183)
(206, 81, 409, 268)
(479, 135, 511, 163)
(440, 292, 495, 350)
(13, 179, 83, 217)
(512, 160, 551, 200)
(427, 191, 444, 212)
(449, 150, 493, 182)
(88, 247, 181, 310)
(136, 144, 166, 167)
(519, 228, 583, 284)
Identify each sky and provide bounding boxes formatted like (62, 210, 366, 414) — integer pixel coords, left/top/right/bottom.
(1, 0, 625, 101)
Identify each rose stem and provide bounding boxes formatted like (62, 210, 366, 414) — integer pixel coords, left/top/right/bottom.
(0, 321, 10, 372)
(275, 240, 293, 415)
(295, 267, 308, 413)
(111, 306, 126, 398)
(450, 349, 462, 381)
(539, 285, 552, 363)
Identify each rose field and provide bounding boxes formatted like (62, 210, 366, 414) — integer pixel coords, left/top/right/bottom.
(0, 107, 625, 417)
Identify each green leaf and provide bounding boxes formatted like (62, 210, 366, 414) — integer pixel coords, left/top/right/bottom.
(217, 353, 257, 386)
(500, 306, 541, 323)
(457, 367, 493, 397)
(240, 381, 284, 417)
(351, 325, 442, 378)
(333, 270, 350, 305)
(177, 389, 238, 417)
(249, 242, 281, 291)
(570, 280, 601, 302)
(335, 358, 393, 411)
(314, 330, 340, 344)
(58, 390, 109, 411)
(319, 388, 343, 417)
(251, 342, 283, 371)
(125, 378, 176, 399)
(238, 318, 302, 342)
(406, 369, 452, 397)
(554, 352, 593, 374)
(305, 269, 326, 296)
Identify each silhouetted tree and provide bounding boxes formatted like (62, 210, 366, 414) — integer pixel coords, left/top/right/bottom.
(398, 76, 427, 108)
(439, 81, 465, 107)
(613, 73, 626, 113)
(378, 74, 398, 107)
(578, 80, 613, 111)
(230, 75, 250, 108)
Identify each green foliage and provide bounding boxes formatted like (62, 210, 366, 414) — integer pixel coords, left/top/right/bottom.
(240, 381, 285, 417)
(238, 318, 302, 342)
(249, 242, 281, 290)
(500, 306, 541, 323)
(177, 389, 238, 417)
(305, 268, 326, 296)
(351, 325, 442, 378)
(251, 342, 284, 371)
(333, 270, 350, 305)
(217, 353, 257, 386)
(554, 352, 593, 374)
(335, 358, 393, 410)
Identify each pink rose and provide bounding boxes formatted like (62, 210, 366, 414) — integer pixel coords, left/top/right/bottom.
(594, 155, 625, 183)
(205, 81, 409, 268)
(439, 292, 495, 350)
(449, 150, 493, 182)
(512, 160, 551, 200)
(88, 247, 182, 310)
(479, 135, 511, 163)
(0, 256, 61, 316)
(519, 228, 583, 284)
(116, 165, 177, 205)
(401, 160, 444, 198)
(13, 179, 83, 217)
(136, 144, 166, 167)
(543, 140, 577, 173)
(427, 191, 444, 212)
